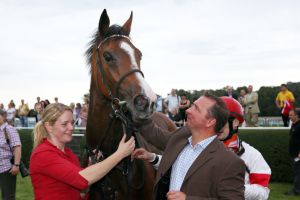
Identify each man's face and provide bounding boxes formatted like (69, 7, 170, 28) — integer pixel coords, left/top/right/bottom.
(280, 86, 287, 92)
(240, 90, 246, 96)
(186, 96, 215, 130)
(171, 89, 176, 96)
(217, 119, 240, 140)
(227, 87, 233, 93)
(248, 85, 253, 93)
(289, 110, 299, 123)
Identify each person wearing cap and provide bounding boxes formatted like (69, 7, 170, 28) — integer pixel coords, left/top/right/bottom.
(218, 96, 271, 200)
(0, 109, 22, 200)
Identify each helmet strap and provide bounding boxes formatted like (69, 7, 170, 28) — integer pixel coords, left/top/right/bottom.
(221, 117, 238, 141)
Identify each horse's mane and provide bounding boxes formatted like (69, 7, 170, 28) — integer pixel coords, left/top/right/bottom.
(85, 25, 128, 73)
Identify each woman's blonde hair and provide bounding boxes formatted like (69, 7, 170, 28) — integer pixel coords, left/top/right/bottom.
(33, 103, 73, 148)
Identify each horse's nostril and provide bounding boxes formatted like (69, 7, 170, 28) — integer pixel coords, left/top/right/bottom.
(133, 95, 150, 111)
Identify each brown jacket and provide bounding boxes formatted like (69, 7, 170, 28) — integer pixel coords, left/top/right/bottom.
(140, 126, 245, 200)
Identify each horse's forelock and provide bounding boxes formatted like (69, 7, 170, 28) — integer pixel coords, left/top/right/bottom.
(85, 25, 128, 73)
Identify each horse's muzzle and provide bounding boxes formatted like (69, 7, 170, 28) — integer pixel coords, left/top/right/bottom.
(133, 94, 150, 112)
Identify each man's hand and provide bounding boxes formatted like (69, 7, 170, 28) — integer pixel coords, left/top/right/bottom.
(131, 148, 155, 162)
(9, 165, 19, 175)
(166, 191, 186, 200)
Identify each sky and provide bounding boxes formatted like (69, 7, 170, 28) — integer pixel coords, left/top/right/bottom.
(1, 0, 299, 108)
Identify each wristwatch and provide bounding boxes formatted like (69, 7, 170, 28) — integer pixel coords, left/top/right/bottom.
(13, 164, 20, 167)
(149, 154, 159, 165)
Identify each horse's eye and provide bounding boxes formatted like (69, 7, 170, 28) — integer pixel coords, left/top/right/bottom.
(103, 51, 113, 62)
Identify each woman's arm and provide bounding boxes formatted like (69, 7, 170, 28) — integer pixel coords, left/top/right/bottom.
(79, 135, 135, 185)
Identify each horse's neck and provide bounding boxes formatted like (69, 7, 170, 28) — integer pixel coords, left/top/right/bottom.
(86, 81, 122, 149)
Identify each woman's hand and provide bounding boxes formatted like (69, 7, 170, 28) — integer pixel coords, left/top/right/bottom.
(131, 148, 155, 162)
(116, 134, 135, 159)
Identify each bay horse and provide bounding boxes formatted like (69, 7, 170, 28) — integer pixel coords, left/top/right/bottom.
(85, 9, 176, 200)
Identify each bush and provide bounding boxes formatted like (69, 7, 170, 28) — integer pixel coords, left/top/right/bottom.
(18, 129, 84, 168)
(239, 129, 292, 182)
(18, 129, 33, 167)
(18, 128, 293, 182)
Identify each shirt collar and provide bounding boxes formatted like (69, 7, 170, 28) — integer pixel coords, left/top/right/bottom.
(187, 135, 217, 150)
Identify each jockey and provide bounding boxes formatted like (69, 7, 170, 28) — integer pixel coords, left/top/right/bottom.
(133, 96, 271, 200)
(218, 96, 271, 200)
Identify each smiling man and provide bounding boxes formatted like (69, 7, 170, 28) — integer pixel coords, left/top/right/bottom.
(136, 93, 245, 200)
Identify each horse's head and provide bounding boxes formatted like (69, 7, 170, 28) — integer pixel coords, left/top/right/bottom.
(87, 9, 157, 123)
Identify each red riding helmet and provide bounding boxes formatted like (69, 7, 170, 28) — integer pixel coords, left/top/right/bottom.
(220, 96, 244, 124)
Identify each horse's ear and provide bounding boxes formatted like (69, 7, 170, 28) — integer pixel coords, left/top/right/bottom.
(122, 11, 133, 36)
(98, 9, 110, 37)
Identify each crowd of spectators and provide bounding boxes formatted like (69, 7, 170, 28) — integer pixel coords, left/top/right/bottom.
(160, 84, 296, 128)
(0, 97, 89, 128)
(0, 83, 296, 128)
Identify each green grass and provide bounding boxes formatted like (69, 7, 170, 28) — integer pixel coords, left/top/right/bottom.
(2, 176, 298, 199)
(16, 175, 33, 200)
(269, 183, 299, 200)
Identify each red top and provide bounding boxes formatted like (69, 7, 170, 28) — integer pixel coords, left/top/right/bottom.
(30, 139, 88, 200)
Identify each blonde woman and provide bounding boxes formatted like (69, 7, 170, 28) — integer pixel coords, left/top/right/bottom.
(30, 103, 135, 200)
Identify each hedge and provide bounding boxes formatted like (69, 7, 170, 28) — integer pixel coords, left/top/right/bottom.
(239, 129, 292, 182)
(17, 128, 293, 182)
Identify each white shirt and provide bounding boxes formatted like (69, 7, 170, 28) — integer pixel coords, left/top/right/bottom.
(166, 95, 180, 112)
(169, 135, 217, 191)
(6, 108, 16, 120)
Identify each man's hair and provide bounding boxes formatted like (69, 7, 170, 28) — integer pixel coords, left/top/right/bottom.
(281, 84, 287, 88)
(0, 109, 7, 117)
(204, 93, 229, 133)
(292, 108, 300, 118)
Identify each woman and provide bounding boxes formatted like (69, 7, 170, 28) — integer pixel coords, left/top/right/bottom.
(30, 103, 135, 200)
(178, 94, 190, 123)
(0, 109, 22, 200)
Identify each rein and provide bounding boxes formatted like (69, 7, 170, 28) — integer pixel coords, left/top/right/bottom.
(88, 34, 146, 199)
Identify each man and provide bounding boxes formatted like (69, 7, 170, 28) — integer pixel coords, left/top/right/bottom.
(155, 94, 164, 113)
(275, 84, 295, 127)
(244, 85, 260, 127)
(225, 86, 238, 100)
(238, 89, 246, 109)
(135, 94, 245, 199)
(218, 97, 271, 200)
(164, 89, 181, 119)
(34, 97, 41, 111)
(18, 99, 29, 127)
(285, 109, 300, 196)
(0, 109, 22, 200)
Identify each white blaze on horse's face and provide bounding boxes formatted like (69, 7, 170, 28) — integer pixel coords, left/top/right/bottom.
(120, 41, 138, 67)
(119, 41, 157, 104)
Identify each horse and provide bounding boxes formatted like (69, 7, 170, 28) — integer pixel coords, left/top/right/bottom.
(85, 9, 176, 200)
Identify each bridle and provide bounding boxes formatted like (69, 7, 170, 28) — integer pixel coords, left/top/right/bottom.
(95, 34, 144, 100)
(88, 34, 146, 199)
